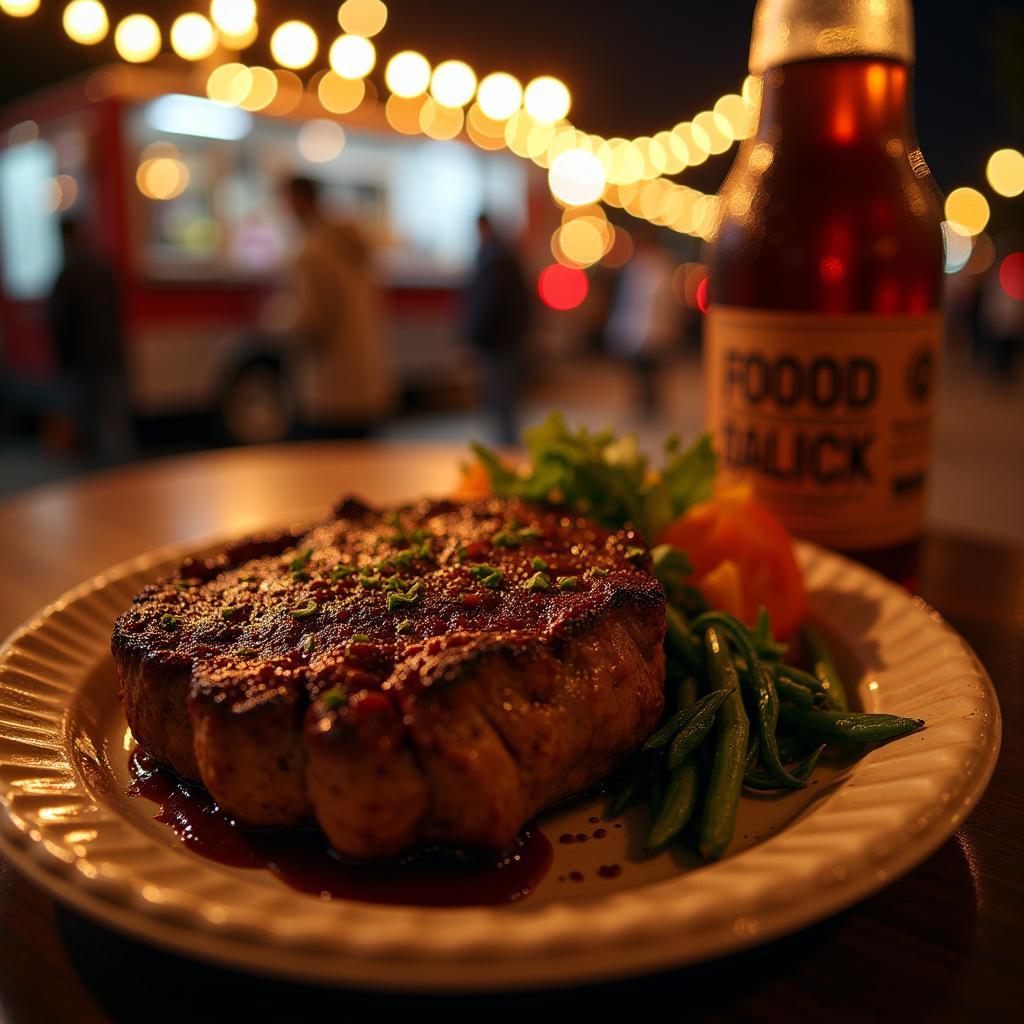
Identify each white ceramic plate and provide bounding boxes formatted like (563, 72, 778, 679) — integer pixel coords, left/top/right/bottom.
(0, 540, 1001, 991)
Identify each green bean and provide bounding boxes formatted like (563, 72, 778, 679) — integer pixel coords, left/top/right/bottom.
(771, 662, 828, 695)
(744, 733, 760, 773)
(744, 744, 826, 790)
(665, 605, 703, 674)
(773, 674, 817, 708)
(692, 612, 804, 790)
(643, 688, 731, 750)
(674, 673, 698, 713)
(801, 625, 849, 711)
(777, 732, 816, 763)
(698, 626, 750, 861)
(608, 761, 645, 817)
(780, 706, 924, 743)
(646, 762, 699, 851)
(667, 690, 731, 769)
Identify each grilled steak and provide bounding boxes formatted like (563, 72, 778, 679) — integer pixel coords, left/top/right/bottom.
(112, 497, 666, 859)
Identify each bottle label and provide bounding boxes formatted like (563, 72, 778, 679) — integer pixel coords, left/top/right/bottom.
(703, 306, 942, 550)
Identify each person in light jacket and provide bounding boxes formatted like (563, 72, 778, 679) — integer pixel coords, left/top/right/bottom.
(280, 176, 395, 436)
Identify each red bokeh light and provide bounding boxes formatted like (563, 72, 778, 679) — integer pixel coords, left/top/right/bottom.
(819, 256, 846, 283)
(998, 252, 1024, 301)
(537, 264, 588, 311)
(696, 274, 709, 313)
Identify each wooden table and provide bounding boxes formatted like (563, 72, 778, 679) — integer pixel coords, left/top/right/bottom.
(0, 443, 1020, 1022)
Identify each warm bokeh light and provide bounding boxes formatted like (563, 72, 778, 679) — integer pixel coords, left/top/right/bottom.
(270, 20, 317, 70)
(945, 187, 990, 237)
(554, 218, 606, 267)
(0, 0, 40, 17)
(54, 174, 80, 212)
(114, 14, 161, 63)
(318, 70, 364, 113)
(337, 0, 386, 37)
(297, 119, 346, 162)
(238, 65, 277, 111)
(266, 69, 303, 115)
(137, 155, 190, 201)
(430, 60, 477, 109)
(524, 76, 571, 124)
(476, 72, 522, 121)
(218, 20, 258, 49)
(385, 51, 431, 98)
(538, 264, 588, 310)
(419, 98, 464, 140)
(385, 93, 426, 135)
(671, 121, 709, 167)
(999, 252, 1024, 300)
(693, 110, 732, 155)
(714, 93, 755, 140)
(986, 148, 1024, 199)
(329, 33, 375, 79)
(601, 226, 634, 268)
(63, 1, 108, 45)
(549, 148, 606, 206)
(210, 0, 255, 36)
(170, 13, 216, 61)
(465, 104, 506, 150)
(206, 62, 253, 105)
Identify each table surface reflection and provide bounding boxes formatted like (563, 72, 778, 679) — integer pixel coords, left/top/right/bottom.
(0, 442, 1020, 1020)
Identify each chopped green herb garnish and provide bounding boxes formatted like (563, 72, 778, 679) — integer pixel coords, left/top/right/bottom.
(322, 687, 347, 711)
(588, 566, 610, 578)
(531, 556, 548, 571)
(625, 546, 646, 559)
(387, 592, 416, 611)
(173, 578, 201, 590)
(159, 613, 180, 631)
(558, 575, 580, 591)
(480, 569, 504, 589)
(219, 605, 243, 620)
(382, 573, 407, 592)
(290, 600, 318, 619)
(396, 618, 413, 635)
(410, 527, 428, 543)
(492, 530, 520, 548)
(299, 634, 315, 658)
(518, 527, 541, 540)
(289, 548, 313, 572)
(349, 632, 371, 643)
(291, 570, 310, 582)
(331, 564, 357, 580)
(469, 564, 500, 580)
(358, 574, 382, 590)
(456, 545, 469, 562)
(234, 646, 258, 657)
(524, 571, 551, 592)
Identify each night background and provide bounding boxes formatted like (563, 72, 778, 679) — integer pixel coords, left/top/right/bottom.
(2, 0, 1022, 197)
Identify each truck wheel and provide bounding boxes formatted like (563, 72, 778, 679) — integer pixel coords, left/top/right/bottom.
(220, 362, 294, 444)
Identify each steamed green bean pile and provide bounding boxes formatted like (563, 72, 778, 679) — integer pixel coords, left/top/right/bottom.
(609, 547, 925, 860)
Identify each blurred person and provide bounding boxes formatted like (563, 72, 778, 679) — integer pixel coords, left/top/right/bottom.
(605, 224, 680, 419)
(466, 214, 531, 445)
(276, 175, 395, 437)
(48, 218, 136, 465)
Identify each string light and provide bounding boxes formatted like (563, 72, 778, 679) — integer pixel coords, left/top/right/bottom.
(986, 148, 1024, 199)
(210, 0, 255, 36)
(477, 72, 522, 121)
(297, 119, 346, 162)
(170, 13, 216, 61)
(549, 149, 606, 207)
(329, 34, 375, 79)
(0, 0, 40, 17)
(270, 20, 317, 70)
(114, 14, 161, 63)
(430, 60, 477, 109)
(338, 0, 386, 37)
(385, 51, 430, 98)
(63, 1, 108, 45)
(945, 187, 990, 237)
(524, 76, 571, 124)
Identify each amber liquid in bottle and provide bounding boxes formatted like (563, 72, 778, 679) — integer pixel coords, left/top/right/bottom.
(707, 57, 944, 586)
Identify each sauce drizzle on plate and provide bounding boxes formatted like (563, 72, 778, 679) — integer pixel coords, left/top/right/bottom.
(128, 749, 552, 907)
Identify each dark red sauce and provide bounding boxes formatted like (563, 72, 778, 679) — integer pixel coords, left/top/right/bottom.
(597, 864, 622, 879)
(592, 828, 607, 839)
(128, 750, 552, 908)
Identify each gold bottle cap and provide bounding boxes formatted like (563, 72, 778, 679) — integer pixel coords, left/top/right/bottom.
(749, 0, 915, 73)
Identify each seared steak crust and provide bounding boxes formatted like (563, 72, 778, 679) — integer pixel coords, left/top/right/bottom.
(113, 497, 666, 858)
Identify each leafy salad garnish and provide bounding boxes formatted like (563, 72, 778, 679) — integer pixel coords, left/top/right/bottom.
(471, 411, 717, 542)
